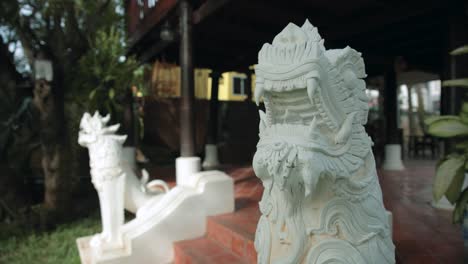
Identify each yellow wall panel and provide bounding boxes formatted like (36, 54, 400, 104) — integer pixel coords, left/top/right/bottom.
(150, 61, 254, 102)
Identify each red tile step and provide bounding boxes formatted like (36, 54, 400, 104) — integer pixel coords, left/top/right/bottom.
(174, 237, 247, 264)
(206, 205, 260, 263)
(174, 170, 262, 264)
(173, 205, 260, 264)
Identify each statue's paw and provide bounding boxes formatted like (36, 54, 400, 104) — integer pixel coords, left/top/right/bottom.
(89, 233, 105, 247)
(89, 233, 123, 250)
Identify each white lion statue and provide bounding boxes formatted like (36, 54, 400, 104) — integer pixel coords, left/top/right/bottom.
(78, 112, 169, 249)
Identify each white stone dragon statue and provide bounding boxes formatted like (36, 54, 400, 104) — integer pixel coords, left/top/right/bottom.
(252, 20, 395, 264)
(78, 112, 169, 250)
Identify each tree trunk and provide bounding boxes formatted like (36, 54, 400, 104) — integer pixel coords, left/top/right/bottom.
(33, 74, 70, 223)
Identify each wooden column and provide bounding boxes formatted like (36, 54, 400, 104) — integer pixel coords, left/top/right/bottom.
(382, 61, 405, 170)
(207, 71, 221, 144)
(441, 0, 468, 116)
(179, 0, 196, 157)
(440, 0, 468, 154)
(384, 65, 399, 145)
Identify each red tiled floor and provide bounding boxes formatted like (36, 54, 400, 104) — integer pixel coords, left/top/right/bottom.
(171, 161, 466, 263)
(378, 161, 465, 264)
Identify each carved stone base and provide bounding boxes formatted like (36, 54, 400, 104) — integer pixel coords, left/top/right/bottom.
(383, 144, 405, 171)
(202, 144, 220, 169)
(76, 170, 234, 264)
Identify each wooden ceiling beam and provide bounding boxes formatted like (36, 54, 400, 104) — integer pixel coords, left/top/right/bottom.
(128, 0, 447, 74)
(128, 0, 179, 50)
(193, 0, 231, 24)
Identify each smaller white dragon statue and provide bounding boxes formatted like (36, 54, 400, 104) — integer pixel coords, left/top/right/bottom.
(78, 112, 168, 249)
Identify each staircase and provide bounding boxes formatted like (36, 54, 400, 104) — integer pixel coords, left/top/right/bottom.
(174, 167, 262, 264)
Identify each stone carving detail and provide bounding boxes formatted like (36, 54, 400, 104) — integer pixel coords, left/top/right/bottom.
(78, 112, 168, 250)
(252, 20, 395, 264)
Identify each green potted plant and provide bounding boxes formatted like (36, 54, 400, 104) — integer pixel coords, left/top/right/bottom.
(426, 45, 468, 246)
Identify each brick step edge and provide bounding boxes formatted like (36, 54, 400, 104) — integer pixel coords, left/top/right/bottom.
(174, 237, 249, 264)
(206, 216, 257, 263)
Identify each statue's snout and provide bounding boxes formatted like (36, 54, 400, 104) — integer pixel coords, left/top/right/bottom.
(78, 132, 96, 147)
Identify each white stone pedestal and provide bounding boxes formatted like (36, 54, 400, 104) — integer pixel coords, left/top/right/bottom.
(176, 156, 201, 187)
(383, 144, 405, 171)
(202, 144, 220, 169)
(77, 170, 234, 264)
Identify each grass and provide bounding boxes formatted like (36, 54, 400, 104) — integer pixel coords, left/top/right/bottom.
(0, 215, 100, 264)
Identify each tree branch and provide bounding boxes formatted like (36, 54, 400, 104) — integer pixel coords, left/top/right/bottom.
(65, 2, 89, 62)
(84, 0, 112, 36)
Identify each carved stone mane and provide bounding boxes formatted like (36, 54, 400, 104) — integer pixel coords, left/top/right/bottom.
(79, 112, 128, 187)
(253, 20, 395, 264)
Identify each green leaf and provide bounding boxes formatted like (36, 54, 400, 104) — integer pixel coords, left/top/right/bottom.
(445, 168, 465, 204)
(455, 141, 468, 150)
(460, 112, 468, 124)
(453, 188, 468, 224)
(442, 78, 468, 88)
(462, 102, 468, 114)
(460, 103, 468, 124)
(433, 155, 466, 202)
(89, 89, 96, 100)
(424, 115, 459, 126)
(450, 45, 468, 56)
(427, 119, 468, 138)
(108, 88, 115, 100)
(436, 157, 447, 169)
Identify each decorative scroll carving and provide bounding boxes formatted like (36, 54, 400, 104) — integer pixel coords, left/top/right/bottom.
(252, 20, 395, 264)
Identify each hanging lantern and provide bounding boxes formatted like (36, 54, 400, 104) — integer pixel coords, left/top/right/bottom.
(160, 21, 174, 42)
